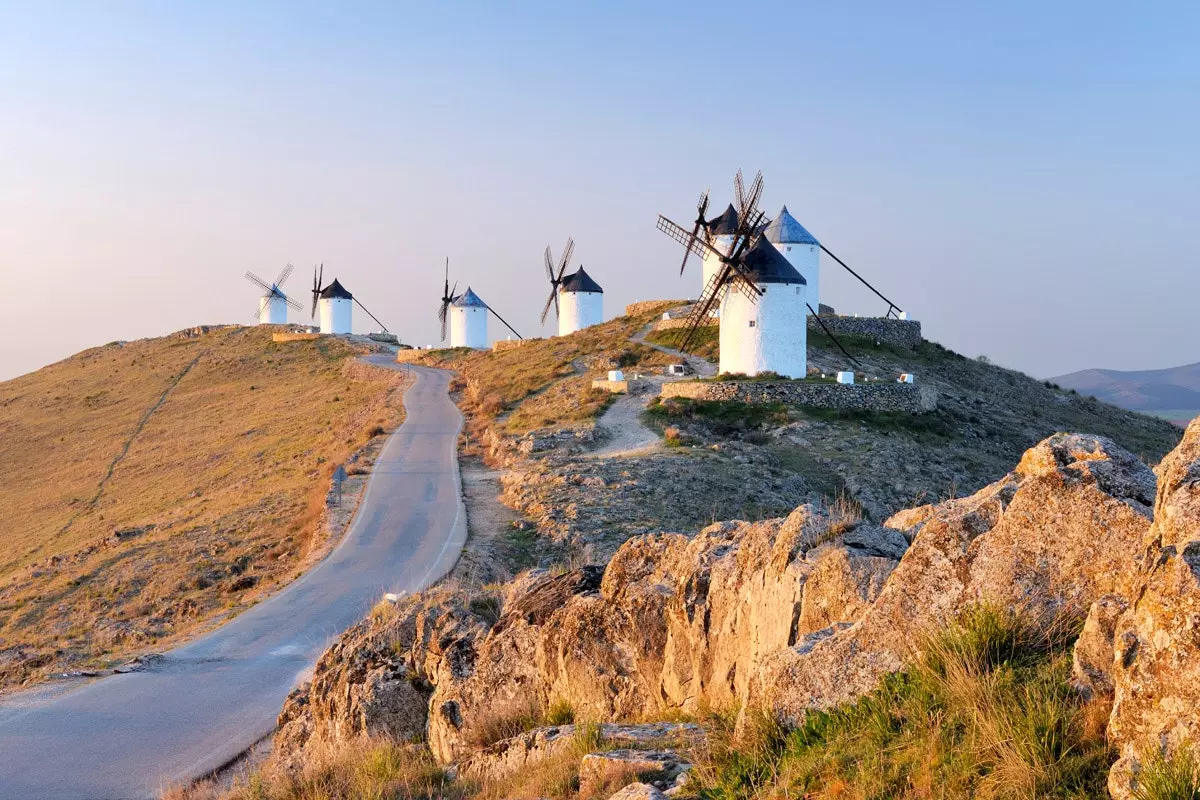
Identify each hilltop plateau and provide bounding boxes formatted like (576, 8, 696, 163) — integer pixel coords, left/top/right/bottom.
(175, 305, 1199, 800)
(0, 326, 407, 689)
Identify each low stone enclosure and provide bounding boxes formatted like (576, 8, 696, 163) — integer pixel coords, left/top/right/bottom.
(650, 314, 923, 350)
(661, 378, 938, 413)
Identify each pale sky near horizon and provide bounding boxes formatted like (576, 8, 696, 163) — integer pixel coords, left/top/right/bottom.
(2, 1, 1198, 382)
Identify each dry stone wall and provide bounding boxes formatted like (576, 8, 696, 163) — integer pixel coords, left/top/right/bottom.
(660, 379, 938, 413)
(649, 315, 922, 349)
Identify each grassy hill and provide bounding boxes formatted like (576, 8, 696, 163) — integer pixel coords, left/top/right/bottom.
(0, 326, 404, 689)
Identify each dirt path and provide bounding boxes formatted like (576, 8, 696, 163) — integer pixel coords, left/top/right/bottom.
(632, 322, 717, 377)
(589, 322, 718, 459)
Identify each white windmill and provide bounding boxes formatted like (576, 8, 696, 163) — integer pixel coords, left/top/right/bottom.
(540, 238, 604, 336)
(308, 264, 391, 336)
(244, 264, 302, 324)
(436, 259, 523, 348)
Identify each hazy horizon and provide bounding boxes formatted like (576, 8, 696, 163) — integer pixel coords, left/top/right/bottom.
(3, 1, 1198, 382)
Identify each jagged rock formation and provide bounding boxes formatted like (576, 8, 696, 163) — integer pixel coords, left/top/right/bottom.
(753, 433, 1155, 726)
(1106, 419, 1200, 799)
(275, 507, 904, 766)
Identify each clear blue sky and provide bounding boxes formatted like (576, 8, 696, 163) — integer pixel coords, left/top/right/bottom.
(2, 1, 1198, 380)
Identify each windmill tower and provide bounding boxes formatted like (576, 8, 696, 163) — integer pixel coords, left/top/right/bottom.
(450, 288, 488, 348)
(763, 206, 821, 314)
(244, 264, 302, 324)
(718, 238, 807, 377)
(702, 204, 739, 294)
(558, 267, 603, 335)
(318, 280, 353, 334)
(437, 259, 523, 348)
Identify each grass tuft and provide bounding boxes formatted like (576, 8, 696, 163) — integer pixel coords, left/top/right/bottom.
(1133, 750, 1200, 800)
(691, 604, 1110, 800)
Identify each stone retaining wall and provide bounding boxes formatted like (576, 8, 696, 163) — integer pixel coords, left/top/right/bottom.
(661, 379, 937, 413)
(624, 299, 687, 317)
(648, 315, 922, 348)
(811, 316, 922, 348)
(272, 331, 321, 342)
(493, 338, 542, 352)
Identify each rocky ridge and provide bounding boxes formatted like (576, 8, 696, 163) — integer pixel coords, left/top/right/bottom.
(268, 425, 1200, 797)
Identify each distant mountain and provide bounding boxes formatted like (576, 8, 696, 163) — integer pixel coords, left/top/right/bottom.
(1052, 362, 1200, 417)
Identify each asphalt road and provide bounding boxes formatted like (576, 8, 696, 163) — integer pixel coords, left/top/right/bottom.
(0, 360, 466, 800)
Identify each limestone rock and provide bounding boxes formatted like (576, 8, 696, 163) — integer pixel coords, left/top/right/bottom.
(452, 722, 701, 784)
(1107, 419, 1200, 799)
(579, 749, 688, 795)
(606, 784, 667, 800)
(1070, 593, 1128, 700)
(751, 433, 1155, 728)
(273, 586, 488, 768)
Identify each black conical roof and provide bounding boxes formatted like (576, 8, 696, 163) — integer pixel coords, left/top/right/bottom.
(707, 204, 739, 235)
(319, 278, 353, 299)
(560, 266, 603, 293)
(736, 238, 806, 285)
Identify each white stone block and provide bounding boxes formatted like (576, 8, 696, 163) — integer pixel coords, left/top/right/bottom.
(900, 373, 915, 384)
(836, 371, 855, 385)
(608, 370, 625, 382)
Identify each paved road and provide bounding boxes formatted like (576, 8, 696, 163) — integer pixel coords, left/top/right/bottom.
(0, 360, 466, 800)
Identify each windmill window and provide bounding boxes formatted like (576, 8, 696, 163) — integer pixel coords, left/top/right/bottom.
(749, 320, 756, 328)
(795, 287, 801, 295)
(786, 246, 793, 252)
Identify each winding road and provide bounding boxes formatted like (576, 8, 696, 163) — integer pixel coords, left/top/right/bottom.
(0, 359, 465, 800)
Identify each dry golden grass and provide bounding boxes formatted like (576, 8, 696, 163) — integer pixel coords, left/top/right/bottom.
(408, 304, 676, 444)
(0, 326, 405, 688)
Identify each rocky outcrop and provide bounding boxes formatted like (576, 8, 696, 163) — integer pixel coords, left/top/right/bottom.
(1107, 419, 1200, 799)
(750, 433, 1155, 727)
(426, 507, 903, 763)
(273, 587, 486, 768)
(451, 722, 700, 785)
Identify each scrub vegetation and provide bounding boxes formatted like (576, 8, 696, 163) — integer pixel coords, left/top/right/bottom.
(688, 605, 1113, 800)
(404, 302, 678, 442)
(0, 326, 406, 689)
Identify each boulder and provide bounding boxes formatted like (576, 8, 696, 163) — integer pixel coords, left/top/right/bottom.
(750, 433, 1155, 728)
(1107, 419, 1200, 799)
(606, 784, 667, 800)
(273, 587, 488, 768)
(579, 749, 688, 795)
(452, 722, 701, 784)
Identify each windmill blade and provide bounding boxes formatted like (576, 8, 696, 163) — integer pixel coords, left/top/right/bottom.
(486, 304, 523, 340)
(310, 264, 323, 319)
(284, 294, 303, 312)
(539, 287, 558, 325)
(738, 171, 764, 218)
(544, 246, 556, 282)
(808, 302, 862, 367)
(274, 263, 294, 288)
(449, 281, 458, 302)
(353, 297, 389, 334)
(657, 215, 718, 261)
(439, 301, 449, 341)
(697, 188, 710, 221)
(557, 237, 575, 276)
(678, 265, 731, 352)
(443, 257, 452, 298)
(245, 271, 273, 294)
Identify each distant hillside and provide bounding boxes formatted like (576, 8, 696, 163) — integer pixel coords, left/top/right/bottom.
(1052, 361, 1200, 422)
(0, 326, 404, 689)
